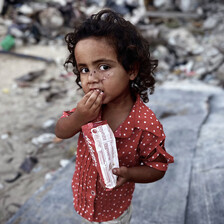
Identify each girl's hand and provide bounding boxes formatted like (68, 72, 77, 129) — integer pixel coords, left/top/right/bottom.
(112, 166, 130, 188)
(76, 90, 104, 123)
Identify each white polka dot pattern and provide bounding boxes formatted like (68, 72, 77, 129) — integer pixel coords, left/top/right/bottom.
(61, 95, 174, 222)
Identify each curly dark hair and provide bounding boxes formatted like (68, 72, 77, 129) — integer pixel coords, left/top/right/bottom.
(64, 9, 158, 103)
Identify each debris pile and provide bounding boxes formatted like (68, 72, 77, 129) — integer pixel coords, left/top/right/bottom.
(0, 0, 224, 86)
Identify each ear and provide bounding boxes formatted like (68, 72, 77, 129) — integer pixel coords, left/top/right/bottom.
(129, 72, 138, 80)
(129, 63, 139, 81)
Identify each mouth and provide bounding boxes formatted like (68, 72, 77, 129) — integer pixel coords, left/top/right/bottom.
(90, 88, 104, 93)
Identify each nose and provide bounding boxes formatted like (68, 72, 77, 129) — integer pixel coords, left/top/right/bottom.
(88, 70, 100, 83)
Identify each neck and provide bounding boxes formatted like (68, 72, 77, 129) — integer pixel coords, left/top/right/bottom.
(102, 93, 135, 131)
(104, 93, 134, 111)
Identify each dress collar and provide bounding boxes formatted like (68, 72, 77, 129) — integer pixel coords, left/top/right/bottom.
(114, 95, 165, 138)
(95, 95, 165, 139)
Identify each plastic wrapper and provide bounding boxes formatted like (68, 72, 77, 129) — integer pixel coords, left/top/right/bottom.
(82, 121, 119, 190)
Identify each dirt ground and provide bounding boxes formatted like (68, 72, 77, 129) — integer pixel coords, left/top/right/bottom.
(0, 44, 82, 223)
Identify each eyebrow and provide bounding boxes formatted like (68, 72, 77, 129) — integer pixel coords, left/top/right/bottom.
(77, 58, 116, 67)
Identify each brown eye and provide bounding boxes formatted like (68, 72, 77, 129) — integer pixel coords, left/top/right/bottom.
(99, 65, 110, 71)
(80, 68, 89, 74)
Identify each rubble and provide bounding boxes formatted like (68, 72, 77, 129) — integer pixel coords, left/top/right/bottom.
(0, 0, 223, 86)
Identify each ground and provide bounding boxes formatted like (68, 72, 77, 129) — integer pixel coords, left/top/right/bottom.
(0, 44, 81, 223)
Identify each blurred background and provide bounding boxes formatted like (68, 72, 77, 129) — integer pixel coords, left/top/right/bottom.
(0, 0, 224, 223)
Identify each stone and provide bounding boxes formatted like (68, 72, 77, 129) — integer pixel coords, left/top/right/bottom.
(18, 4, 34, 15)
(166, 28, 204, 57)
(203, 16, 219, 30)
(176, 0, 202, 12)
(39, 7, 64, 30)
(193, 46, 224, 77)
(153, 0, 174, 10)
(216, 63, 224, 84)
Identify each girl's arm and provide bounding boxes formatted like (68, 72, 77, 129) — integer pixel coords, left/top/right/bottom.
(55, 90, 103, 139)
(112, 155, 167, 188)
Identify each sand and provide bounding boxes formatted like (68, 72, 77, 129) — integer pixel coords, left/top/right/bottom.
(0, 44, 82, 223)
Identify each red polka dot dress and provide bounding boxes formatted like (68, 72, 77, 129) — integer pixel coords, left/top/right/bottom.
(62, 95, 174, 222)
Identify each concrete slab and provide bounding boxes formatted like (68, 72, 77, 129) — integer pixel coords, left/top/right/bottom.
(185, 93, 224, 224)
(6, 87, 224, 224)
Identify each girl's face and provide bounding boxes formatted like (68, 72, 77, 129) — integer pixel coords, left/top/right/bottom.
(74, 37, 137, 104)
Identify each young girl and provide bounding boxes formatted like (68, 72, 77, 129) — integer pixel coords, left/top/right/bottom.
(55, 9, 174, 224)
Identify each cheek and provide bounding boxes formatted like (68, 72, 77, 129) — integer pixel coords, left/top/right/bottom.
(80, 77, 88, 90)
(100, 71, 113, 82)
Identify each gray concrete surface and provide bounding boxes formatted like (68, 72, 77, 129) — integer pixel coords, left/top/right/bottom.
(6, 86, 224, 224)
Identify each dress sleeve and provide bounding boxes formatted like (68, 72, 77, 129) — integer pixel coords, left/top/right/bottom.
(61, 108, 76, 118)
(139, 131, 174, 171)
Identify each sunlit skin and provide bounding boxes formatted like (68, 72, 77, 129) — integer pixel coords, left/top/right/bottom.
(55, 37, 166, 188)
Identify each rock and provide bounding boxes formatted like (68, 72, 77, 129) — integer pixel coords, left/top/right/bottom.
(16, 15, 32, 24)
(203, 16, 219, 30)
(153, 0, 174, 10)
(39, 7, 64, 30)
(0, 182, 4, 190)
(176, 0, 202, 12)
(31, 133, 56, 146)
(166, 28, 204, 57)
(216, 63, 224, 84)
(0, 0, 4, 14)
(9, 26, 24, 38)
(193, 46, 224, 77)
(42, 119, 55, 129)
(216, 41, 224, 54)
(15, 70, 45, 83)
(17, 4, 34, 15)
(1, 133, 9, 140)
(139, 25, 160, 41)
(60, 159, 70, 168)
(105, 0, 130, 15)
(38, 82, 51, 92)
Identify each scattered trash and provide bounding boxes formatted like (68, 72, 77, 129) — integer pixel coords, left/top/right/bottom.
(0, 182, 4, 189)
(1, 35, 15, 51)
(31, 133, 56, 146)
(15, 69, 45, 85)
(42, 119, 55, 129)
(60, 159, 70, 168)
(2, 88, 10, 94)
(45, 171, 56, 181)
(32, 165, 42, 173)
(5, 172, 22, 183)
(1, 133, 9, 140)
(19, 156, 38, 173)
(38, 82, 51, 92)
(45, 90, 67, 102)
(39, 7, 64, 30)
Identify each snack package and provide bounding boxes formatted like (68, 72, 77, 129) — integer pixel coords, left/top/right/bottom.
(82, 121, 119, 190)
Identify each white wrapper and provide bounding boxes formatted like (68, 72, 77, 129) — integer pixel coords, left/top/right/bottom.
(82, 121, 119, 190)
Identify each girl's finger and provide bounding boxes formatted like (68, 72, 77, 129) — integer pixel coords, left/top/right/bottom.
(90, 91, 104, 111)
(81, 90, 94, 104)
(85, 90, 101, 107)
